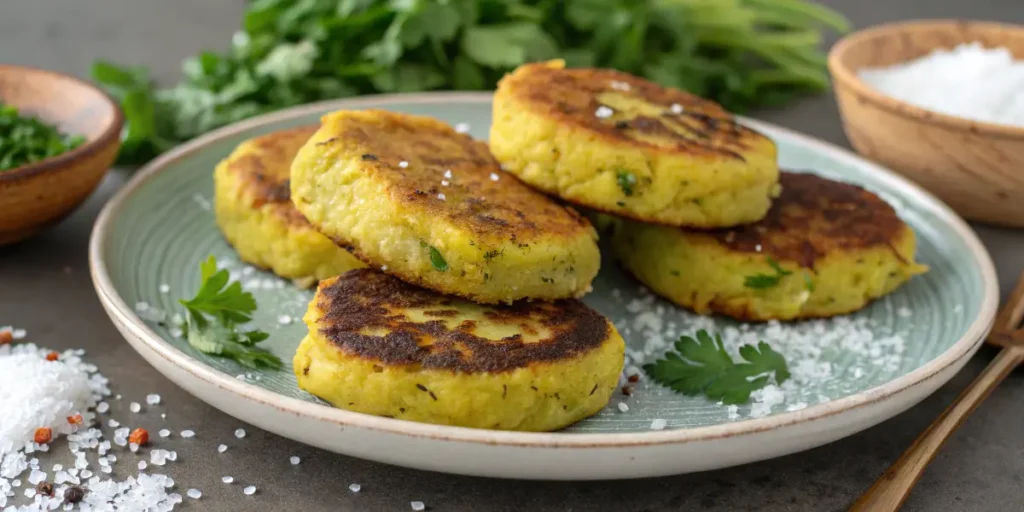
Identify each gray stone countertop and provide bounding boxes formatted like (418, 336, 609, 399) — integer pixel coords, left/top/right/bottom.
(2, 0, 1023, 510)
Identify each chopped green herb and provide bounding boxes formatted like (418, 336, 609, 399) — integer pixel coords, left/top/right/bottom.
(744, 256, 793, 289)
(644, 330, 790, 405)
(428, 246, 448, 271)
(803, 271, 815, 292)
(90, 0, 849, 165)
(0, 103, 86, 171)
(178, 256, 281, 369)
(616, 170, 637, 196)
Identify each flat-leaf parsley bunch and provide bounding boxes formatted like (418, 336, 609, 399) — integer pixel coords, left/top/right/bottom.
(91, 0, 849, 164)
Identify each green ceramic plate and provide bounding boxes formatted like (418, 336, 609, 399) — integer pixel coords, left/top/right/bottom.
(90, 93, 998, 480)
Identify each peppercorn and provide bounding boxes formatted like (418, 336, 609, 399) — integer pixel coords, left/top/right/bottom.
(622, 386, 634, 396)
(33, 427, 52, 444)
(35, 481, 54, 497)
(45, 351, 59, 361)
(0, 330, 12, 345)
(67, 414, 83, 425)
(627, 374, 639, 383)
(64, 485, 86, 504)
(128, 428, 149, 446)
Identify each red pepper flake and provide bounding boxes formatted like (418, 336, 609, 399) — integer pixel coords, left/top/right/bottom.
(128, 428, 149, 446)
(627, 374, 639, 383)
(67, 414, 83, 425)
(34, 427, 53, 444)
(0, 330, 12, 345)
(45, 352, 59, 361)
(621, 386, 634, 396)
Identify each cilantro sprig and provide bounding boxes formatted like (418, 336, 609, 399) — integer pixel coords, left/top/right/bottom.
(616, 170, 637, 197)
(644, 330, 790, 405)
(743, 256, 792, 289)
(90, 0, 849, 165)
(178, 256, 282, 370)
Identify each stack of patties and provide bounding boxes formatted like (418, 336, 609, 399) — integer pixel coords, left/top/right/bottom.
(490, 60, 927, 321)
(288, 110, 625, 431)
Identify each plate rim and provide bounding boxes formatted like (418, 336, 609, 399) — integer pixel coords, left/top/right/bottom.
(89, 91, 999, 448)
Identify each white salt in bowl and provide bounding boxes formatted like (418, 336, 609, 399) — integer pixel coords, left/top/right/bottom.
(828, 19, 1024, 228)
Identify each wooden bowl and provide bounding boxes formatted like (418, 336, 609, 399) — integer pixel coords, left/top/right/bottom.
(828, 20, 1024, 228)
(0, 65, 123, 245)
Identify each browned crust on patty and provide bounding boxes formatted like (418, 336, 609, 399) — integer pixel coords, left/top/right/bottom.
(313, 269, 610, 373)
(312, 110, 595, 243)
(223, 126, 318, 227)
(701, 172, 908, 268)
(496, 61, 771, 160)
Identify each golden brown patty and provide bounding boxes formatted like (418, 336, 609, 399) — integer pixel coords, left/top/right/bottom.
(213, 126, 364, 285)
(294, 269, 625, 431)
(489, 60, 779, 228)
(290, 110, 601, 303)
(611, 172, 928, 321)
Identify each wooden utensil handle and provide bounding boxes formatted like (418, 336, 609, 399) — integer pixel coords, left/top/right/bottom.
(849, 347, 1024, 512)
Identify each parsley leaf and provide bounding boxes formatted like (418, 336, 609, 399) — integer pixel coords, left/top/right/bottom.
(743, 256, 793, 289)
(178, 256, 281, 370)
(644, 330, 790, 405)
(616, 170, 637, 197)
(427, 246, 448, 272)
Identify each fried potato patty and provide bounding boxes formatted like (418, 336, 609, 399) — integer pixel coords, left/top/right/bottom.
(213, 127, 364, 286)
(611, 172, 929, 321)
(293, 269, 625, 431)
(490, 60, 780, 228)
(290, 110, 600, 304)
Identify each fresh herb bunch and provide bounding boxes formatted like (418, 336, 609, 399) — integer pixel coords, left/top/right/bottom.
(178, 256, 282, 369)
(91, 0, 849, 165)
(644, 329, 790, 404)
(0, 103, 86, 171)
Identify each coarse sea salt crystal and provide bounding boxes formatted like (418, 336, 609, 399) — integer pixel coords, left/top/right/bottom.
(399, 161, 409, 168)
(222, 476, 234, 484)
(454, 122, 470, 133)
(858, 42, 1024, 128)
(159, 429, 170, 438)
(96, 402, 109, 414)
(595, 106, 614, 119)
(188, 488, 202, 499)
(411, 501, 426, 511)
(159, 283, 171, 293)
(180, 430, 195, 438)
(243, 485, 257, 495)
(289, 456, 300, 465)
(146, 394, 161, 405)
(650, 419, 667, 430)
(235, 429, 246, 439)
(218, 444, 228, 453)
(617, 403, 629, 413)
(129, 402, 141, 413)
(349, 483, 361, 493)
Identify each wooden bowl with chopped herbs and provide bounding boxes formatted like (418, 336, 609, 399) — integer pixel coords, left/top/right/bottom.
(0, 64, 122, 245)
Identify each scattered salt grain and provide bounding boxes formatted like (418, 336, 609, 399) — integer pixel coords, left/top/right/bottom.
(108, 419, 119, 428)
(349, 483, 361, 493)
(440, 180, 450, 187)
(167, 451, 177, 461)
(150, 449, 168, 466)
(437, 193, 446, 201)
(180, 430, 195, 438)
(650, 419, 667, 430)
(399, 161, 409, 168)
(222, 476, 234, 484)
(96, 402, 109, 414)
(897, 306, 913, 318)
(454, 122, 470, 133)
(411, 500, 426, 511)
(670, 103, 684, 114)
(243, 485, 257, 495)
(858, 42, 1024, 128)
(277, 315, 292, 325)
(617, 403, 629, 413)
(289, 456, 300, 465)
(749, 385, 786, 419)
(443, 169, 452, 179)
(489, 173, 500, 181)
(218, 444, 228, 453)
(138, 461, 147, 470)
(595, 106, 613, 119)
(129, 402, 141, 413)
(129, 442, 139, 452)
(609, 80, 630, 91)
(159, 284, 170, 294)
(146, 394, 161, 405)
(188, 488, 202, 499)
(234, 429, 246, 439)
(786, 402, 808, 412)
(381, 265, 388, 272)
(158, 429, 170, 438)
